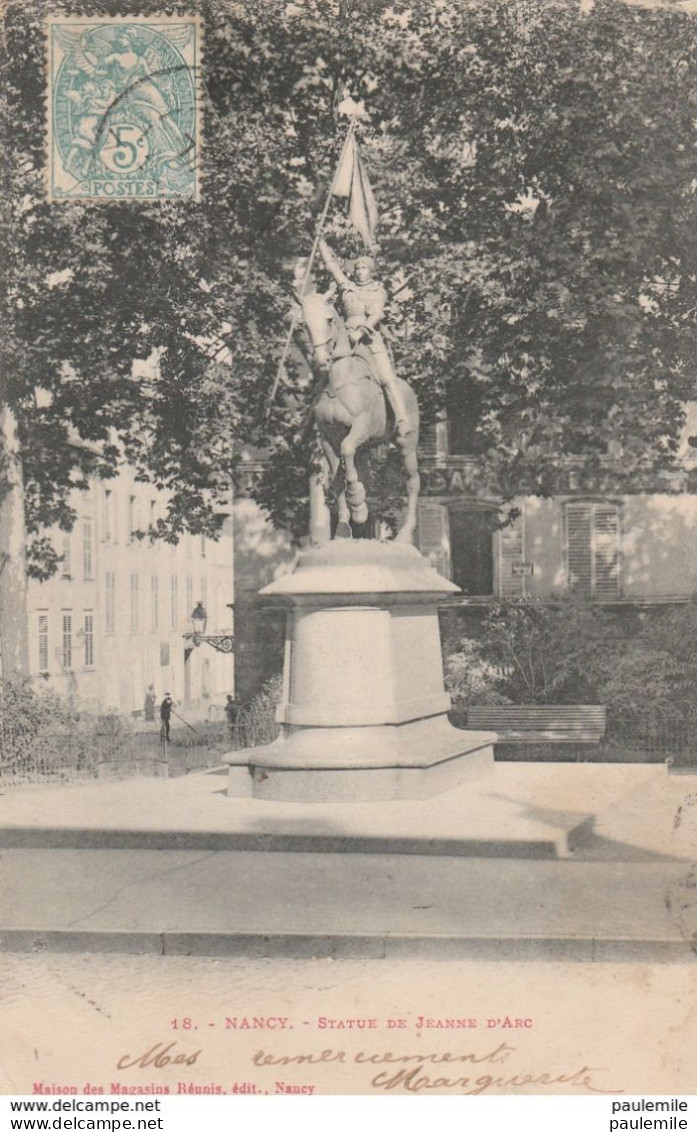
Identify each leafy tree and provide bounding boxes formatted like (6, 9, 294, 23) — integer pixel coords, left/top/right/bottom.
(601, 599, 697, 733)
(0, 672, 97, 773)
(3, 0, 697, 576)
(445, 596, 697, 758)
(236, 672, 283, 746)
(446, 595, 617, 706)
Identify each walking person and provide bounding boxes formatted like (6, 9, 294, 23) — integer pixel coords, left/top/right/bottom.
(224, 694, 239, 740)
(144, 683, 156, 723)
(160, 692, 173, 742)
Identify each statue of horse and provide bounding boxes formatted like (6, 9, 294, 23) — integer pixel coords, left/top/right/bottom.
(298, 291, 420, 545)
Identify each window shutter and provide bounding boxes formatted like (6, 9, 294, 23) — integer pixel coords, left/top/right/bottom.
(566, 504, 593, 593)
(420, 418, 448, 458)
(594, 505, 620, 598)
(60, 533, 72, 578)
(565, 502, 620, 598)
(37, 614, 49, 673)
(105, 571, 116, 633)
(417, 502, 450, 579)
(61, 614, 72, 670)
(420, 423, 439, 458)
(82, 519, 93, 580)
(83, 614, 94, 667)
(498, 515, 525, 598)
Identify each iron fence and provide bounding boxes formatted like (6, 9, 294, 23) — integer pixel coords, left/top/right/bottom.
(230, 717, 281, 749)
(0, 729, 134, 786)
(451, 701, 697, 765)
(7, 702, 696, 779)
(605, 709, 697, 766)
(0, 712, 282, 787)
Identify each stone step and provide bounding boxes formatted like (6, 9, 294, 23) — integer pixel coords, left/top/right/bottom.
(0, 848, 692, 960)
(0, 767, 594, 858)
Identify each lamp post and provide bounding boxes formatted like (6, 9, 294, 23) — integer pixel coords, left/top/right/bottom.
(183, 602, 235, 654)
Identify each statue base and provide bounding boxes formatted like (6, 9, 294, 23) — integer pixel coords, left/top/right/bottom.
(224, 541, 496, 803)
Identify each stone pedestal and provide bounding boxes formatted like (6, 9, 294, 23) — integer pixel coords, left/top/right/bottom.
(224, 541, 495, 802)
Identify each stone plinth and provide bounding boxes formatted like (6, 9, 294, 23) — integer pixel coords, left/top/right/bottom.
(224, 541, 495, 802)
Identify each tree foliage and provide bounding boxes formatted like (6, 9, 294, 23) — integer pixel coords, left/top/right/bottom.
(3, 0, 697, 570)
(0, 672, 125, 773)
(445, 595, 697, 754)
(445, 595, 615, 706)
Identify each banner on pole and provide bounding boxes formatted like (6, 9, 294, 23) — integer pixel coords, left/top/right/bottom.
(332, 133, 378, 248)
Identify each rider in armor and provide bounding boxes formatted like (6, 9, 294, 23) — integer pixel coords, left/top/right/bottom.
(318, 238, 409, 435)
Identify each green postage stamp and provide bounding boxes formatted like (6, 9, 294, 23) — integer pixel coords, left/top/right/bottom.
(47, 16, 201, 201)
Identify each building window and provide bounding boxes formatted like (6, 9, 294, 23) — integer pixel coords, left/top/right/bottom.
(417, 502, 450, 578)
(449, 507, 494, 597)
(419, 422, 439, 459)
(151, 575, 159, 632)
(200, 533, 206, 559)
(130, 573, 140, 632)
(160, 641, 170, 667)
(186, 575, 194, 620)
(564, 501, 621, 599)
(61, 613, 72, 670)
(60, 533, 72, 578)
(37, 614, 49, 674)
(105, 571, 116, 633)
(498, 514, 527, 599)
(419, 502, 498, 595)
(200, 577, 207, 610)
(419, 417, 449, 459)
(104, 489, 114, 542)
(83, 613, 94, 667)
(447, 383, 489, 456)
(170, 575, 178, 629)
(128, 495, 137, 542)
(83, 519, 93, 580)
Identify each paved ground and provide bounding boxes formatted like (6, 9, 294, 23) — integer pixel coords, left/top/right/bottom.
(0, 849, 695, 958)
(0, 762, 690, 857)
(1, 763, 696, 1097)
(0, 762, 695, 958)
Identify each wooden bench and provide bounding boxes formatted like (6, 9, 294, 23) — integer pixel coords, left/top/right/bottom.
(467, 705, 606, 745)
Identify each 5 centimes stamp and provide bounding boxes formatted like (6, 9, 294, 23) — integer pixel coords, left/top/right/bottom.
(47, 15, 201, 201)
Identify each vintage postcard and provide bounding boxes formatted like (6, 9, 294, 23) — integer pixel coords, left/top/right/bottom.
(2, 0, 697, 1103)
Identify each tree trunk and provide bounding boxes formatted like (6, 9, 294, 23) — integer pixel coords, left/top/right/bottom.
(0, 404, 29, 677)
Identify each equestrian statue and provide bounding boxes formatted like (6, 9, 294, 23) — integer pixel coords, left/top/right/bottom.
(289, 239, 420, 545)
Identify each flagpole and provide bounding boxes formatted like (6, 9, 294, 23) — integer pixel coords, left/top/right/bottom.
(266, 118, 358, 411)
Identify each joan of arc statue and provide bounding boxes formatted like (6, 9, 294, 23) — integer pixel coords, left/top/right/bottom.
(318, 237, 410, 435)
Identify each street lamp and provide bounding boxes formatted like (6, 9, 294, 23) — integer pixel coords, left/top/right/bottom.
(190, 601, 207, 639)
(183, 602, 235, 654)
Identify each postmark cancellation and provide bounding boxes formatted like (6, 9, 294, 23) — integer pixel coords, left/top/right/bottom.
(47, 15, 201, 202)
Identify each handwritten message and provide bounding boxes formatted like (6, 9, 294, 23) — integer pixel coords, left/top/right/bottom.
(31, 1018, 623, 1098)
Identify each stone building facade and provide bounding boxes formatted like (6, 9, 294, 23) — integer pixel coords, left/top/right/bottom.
(229, 404, 697, 701)
(415, 406, 697, 609)
(26, 463, 235, 720)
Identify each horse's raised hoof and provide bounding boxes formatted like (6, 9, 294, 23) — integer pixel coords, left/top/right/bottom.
(335, 521, 352, 539)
